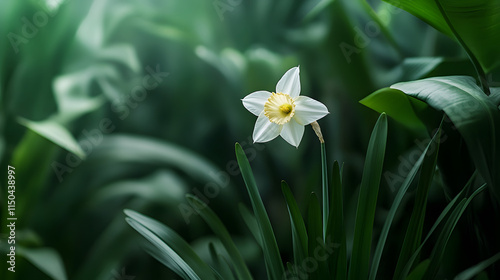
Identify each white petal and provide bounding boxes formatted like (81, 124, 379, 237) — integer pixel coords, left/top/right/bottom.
(293, 96, 329, 125)
(242, 91, 271, 116)
(280, 120, 305, 148)
(276, 66, 301, 98)
(253, 112, 282, 143)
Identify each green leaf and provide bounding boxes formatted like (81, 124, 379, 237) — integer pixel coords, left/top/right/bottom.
(360, 88, 428, 131)
(326, 161, 347, 280)
(17, 116, 86, 159)
(370, 126, 441, 280)
(208, 243, 236, 280)
(238, 203, 263, 247)
(383, 0, 500, 73)
(18, 247, 67, 280)
(348, 113, 388, 280)
(307, 193, 329, 279)
(398, 182, 486, 279)
(454, 252, 500, 280)
(281, 181, 308, 268)
(235, 143, 284, 280)
(392, 126, 442, 279)
(186, 195, 253, 280)
(124, 209, 216, 280)
(391, 76, 500, 200)
(405, 259, 430, 280)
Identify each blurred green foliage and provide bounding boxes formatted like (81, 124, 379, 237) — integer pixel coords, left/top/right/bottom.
(0, 0, 499, 279)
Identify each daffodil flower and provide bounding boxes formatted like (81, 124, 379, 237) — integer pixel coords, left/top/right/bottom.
(242, 66, 329, 147)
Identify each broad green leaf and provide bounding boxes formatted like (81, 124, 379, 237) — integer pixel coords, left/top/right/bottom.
(454, 252, 500, 280)
(124, 209, 216, 280)
(391, 76, 500, 199)
(281, 181, 308, 269)
(370, 126, 441, 280)
(18, 247, 67, 280)
(91, 135, 226, 186)
(186, 195, 253, 280)
(383, 0, 500, 73)
(235, 143, 284, 280)
(348, 113, 388, 280)
(360, 88, 428, 131)
(326, 161, 347, 280)
(400, 57, 445, 82)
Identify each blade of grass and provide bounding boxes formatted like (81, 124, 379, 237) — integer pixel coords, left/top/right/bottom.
(308, 193, 329, 279)
(397, 179, 484, 279)
(348, 113, 388, 280)
(454, 252, 500, 280)
(235, 143, 284, 280)
(405, 259, 430, 280)
(392, 128, 441, 280)
(208, 243, 236, 280)
(423, 184, 488, 279)
(186, 195, 253, 280)
(370, 126, 442, 280)
(124, 209, 214, 280)
(238, 203, 263, 247)
(326, 161, 347, 280)
(281, 181, 309, 268)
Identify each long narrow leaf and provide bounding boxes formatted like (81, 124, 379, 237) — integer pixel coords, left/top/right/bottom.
(423, 185, 487, 279)
(370, 126, 441, 280)
(235, 143, 284, 280)
(393, 128, 441, 279)
(308, 193, 329, 279)
(186, 195, 253, 280)
(326, 161, 347, 280)
(454, 252, 500, 280)
(282, 181, 309, 268)
(348, 113, 388, 280)
(124, 209, 216, 280)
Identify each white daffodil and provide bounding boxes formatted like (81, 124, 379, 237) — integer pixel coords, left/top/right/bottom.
(242, 66, 329, 147)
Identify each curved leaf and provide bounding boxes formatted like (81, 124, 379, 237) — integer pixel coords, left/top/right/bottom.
(383, 0, 500, 73)
(391, 76, 500, 199)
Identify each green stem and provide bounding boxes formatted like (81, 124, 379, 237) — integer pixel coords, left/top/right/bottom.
(434, 0, 490, 95)
(321, 142, 329, 239)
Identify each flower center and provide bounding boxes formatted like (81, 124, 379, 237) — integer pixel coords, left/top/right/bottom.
(264, 92, 295, 125)
(279, 104, 293, 114)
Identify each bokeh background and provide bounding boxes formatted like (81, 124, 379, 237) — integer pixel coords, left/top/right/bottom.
(1, 0, 491, 279)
